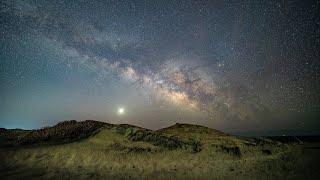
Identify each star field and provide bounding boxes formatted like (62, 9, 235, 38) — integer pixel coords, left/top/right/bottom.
(0, 0, 319, 134)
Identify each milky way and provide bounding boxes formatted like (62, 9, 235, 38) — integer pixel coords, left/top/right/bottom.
(0, 0, 319, 134)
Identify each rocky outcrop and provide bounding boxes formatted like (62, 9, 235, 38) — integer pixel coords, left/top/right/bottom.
(115, 125, 202, 153)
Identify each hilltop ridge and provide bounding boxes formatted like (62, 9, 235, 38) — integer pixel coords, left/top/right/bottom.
(0, 120, 226, 147)
(0, 120, 317, 179)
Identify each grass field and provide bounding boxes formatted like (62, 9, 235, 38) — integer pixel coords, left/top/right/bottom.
(1, 121, 319, 179)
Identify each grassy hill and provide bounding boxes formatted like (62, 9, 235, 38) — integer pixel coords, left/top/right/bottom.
(0, 120, 319, 179)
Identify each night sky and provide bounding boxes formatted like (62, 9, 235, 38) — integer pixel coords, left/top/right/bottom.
(1, 0, 319, 135)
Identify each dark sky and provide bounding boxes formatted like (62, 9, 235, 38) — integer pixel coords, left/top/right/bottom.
(0, 0, 319, 135)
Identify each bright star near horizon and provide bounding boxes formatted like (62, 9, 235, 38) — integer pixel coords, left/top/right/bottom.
(118, 108, 124, 115)
(0, 0, 319, 134)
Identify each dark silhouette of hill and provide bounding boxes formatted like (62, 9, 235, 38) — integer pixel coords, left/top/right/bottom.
(1, 120, 319, 179)
(1, 120, 304, 148)
(157, 123, 227, 137)
(0, 120, 111, 147)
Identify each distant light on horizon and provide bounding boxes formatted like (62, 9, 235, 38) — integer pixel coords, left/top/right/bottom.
(118, 108, 125, 115)
(0, 0, 319, 134)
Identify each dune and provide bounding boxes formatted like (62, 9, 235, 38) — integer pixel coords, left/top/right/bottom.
(0, 120, 319, 179)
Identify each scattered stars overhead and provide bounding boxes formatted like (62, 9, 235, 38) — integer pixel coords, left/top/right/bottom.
(0, 0, 319, 133)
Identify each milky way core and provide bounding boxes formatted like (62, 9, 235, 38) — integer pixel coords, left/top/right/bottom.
(0, 0, 319, 135)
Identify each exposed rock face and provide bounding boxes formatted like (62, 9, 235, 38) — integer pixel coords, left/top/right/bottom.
(115, 124, 202, 153)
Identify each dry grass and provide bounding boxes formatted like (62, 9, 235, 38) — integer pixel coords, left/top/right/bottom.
(0, 121, 318, 179)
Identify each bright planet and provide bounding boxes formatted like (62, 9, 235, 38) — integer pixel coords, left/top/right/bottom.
(0, 0, 319, 179)
(118, 108, 124, 115)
